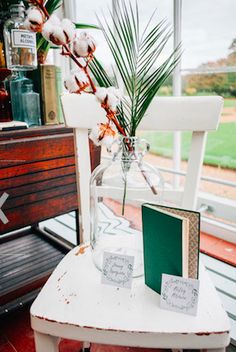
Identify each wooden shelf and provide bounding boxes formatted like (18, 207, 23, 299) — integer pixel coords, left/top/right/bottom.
(0, 227, 70, 314)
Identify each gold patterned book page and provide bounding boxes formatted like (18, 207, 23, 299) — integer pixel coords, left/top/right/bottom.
(150, 205, 200, 279)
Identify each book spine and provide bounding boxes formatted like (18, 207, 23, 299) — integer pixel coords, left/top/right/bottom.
(56, 66, 64, 124)
(40, 65, 59, 125)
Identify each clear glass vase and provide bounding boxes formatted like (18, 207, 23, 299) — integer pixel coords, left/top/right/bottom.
(90, 136, 164, 277)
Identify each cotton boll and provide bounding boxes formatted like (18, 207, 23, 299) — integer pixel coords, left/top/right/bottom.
(95, 86, 120, 111)
(64, 69, 89, 93)
(24, 6, 45, 32)
(42, 15, 74, 45)
(95, 87, 108, 103)
(73, 38, 89, 57)
(73, 32, 96, 57)
(107, 93, 119, 112)
(42, 14, 61, 40)
(41, 19, 54, 42)
(27, 7, 44, 24)
(102, 135, 116, 150)
(107, 86, 122, 100)
(50, 26, 66, 45)
(64, 75, 78, 93)
(89, 123, 117, 149)
(61, 18, 75, 43)
(23, 18, 34, 31)
(79, 32, 96, 52)
(73, 69, 89, 85)
(89, 125, 101, 146)
(48, 14, 61, 26)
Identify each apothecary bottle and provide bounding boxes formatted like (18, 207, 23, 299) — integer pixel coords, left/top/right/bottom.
(22, 83, 41, 126)
(5, 71, 32, 121)
(3, 2, 37, 71)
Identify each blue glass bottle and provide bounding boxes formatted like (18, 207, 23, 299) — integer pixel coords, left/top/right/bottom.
(22, 83, 41, 126)
(6, 71, 31, 121)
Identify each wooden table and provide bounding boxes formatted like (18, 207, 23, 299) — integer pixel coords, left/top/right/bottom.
(0, 126, 100, 312)
(31, 244, 230, 352)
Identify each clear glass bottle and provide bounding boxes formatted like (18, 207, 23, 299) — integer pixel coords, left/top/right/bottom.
(22, 83, 41, 126)
(6, 71, 32, 121)
(90, 136, 164, 277)
(3, 2, 37, 71)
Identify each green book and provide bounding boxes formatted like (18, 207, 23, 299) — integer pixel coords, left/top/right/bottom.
(56, 66, 64, 124)
(142, 204, 200, 294)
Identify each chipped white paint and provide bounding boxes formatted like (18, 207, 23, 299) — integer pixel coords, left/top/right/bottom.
(31, 244, 230, 351)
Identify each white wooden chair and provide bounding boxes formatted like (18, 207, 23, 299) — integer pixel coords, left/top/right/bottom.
(30, 94, 230, 352)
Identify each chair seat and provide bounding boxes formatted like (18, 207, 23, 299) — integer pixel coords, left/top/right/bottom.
(30, 244, 230, 349)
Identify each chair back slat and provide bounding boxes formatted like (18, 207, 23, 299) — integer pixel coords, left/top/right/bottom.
(139, 96, 222, 131)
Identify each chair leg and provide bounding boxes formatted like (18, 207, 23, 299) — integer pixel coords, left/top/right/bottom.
(82, 341, 91, 351)
(34, 331, 59, 352)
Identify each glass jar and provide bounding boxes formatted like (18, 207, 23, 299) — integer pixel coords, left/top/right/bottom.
(5, 71, 32, 121)
(22, 83, 41, 126)
(3, 2, 37, 71)
(90, 136, 164, 277)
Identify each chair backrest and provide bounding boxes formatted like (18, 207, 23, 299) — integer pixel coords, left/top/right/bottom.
(61, 93, 223, 243)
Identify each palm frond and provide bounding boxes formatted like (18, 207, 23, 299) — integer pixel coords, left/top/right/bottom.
(44, 0, 62, 13)
(92, 0, 181, 136)
(74, 23, 100, 30)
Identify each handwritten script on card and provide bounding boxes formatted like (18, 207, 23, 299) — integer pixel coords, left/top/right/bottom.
(160, 274, 200, 315)
(101, 252, 134, 289)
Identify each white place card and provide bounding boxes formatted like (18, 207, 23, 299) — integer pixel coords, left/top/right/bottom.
(160, 274, 200, 316)
(101, 252, 134, 289)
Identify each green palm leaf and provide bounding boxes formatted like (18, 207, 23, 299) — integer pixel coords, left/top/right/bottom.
(74, 23, 100, 30)
(91, 0, 181, 136)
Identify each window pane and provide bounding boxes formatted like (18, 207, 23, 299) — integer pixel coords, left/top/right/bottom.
(181, 0, 236, 213)
(182, 0, 236, 69)
(74, 0, 173, 66)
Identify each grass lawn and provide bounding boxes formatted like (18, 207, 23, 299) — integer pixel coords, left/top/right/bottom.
(139, 122, 236, 170)
(224, 99, 236, 108)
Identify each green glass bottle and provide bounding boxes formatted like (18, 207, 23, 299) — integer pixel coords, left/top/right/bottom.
(6, 71, 32, 121)
(22, 83, 41, 126)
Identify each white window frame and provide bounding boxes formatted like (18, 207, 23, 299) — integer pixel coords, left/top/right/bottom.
(64, 0, 236, 243)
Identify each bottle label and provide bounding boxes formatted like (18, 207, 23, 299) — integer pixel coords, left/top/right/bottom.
(11, 29, 36, 49)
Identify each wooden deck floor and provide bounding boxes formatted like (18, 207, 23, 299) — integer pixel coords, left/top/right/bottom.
(40, 211, 236, 346)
